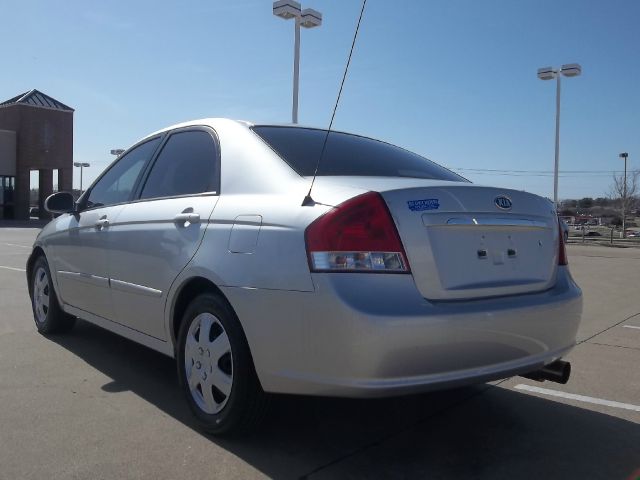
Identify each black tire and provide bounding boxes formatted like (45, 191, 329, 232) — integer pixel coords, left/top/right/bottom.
(30, 256, 76, 334)
(176, 292, 267, 436)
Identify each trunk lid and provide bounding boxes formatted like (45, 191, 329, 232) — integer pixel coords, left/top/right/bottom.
(311, 177, 560, 300)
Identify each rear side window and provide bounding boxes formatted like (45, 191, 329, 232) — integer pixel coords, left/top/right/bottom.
(252, 126, 466, 181)
(86, 137, 161, 209)
(140, 130, 219, 200)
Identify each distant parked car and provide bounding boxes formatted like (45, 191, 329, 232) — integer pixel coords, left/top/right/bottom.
(27, 119, 583, 435)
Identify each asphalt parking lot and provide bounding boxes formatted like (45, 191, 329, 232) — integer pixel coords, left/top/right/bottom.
(1, 225, 639, 480)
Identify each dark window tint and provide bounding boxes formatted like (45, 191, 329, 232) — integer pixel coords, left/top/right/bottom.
(87, 138, 161, 208)
(140, 130, 218, 200)
(252, 126, 466, 182)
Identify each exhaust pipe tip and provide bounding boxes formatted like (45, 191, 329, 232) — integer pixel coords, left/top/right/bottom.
(521, 359, 571, 384)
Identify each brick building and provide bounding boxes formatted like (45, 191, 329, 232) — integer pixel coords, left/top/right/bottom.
(0, 89, 73, 220)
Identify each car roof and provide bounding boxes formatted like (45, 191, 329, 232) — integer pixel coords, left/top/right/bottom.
(140, 118, 370, 144)
(143, 118, 253, 139)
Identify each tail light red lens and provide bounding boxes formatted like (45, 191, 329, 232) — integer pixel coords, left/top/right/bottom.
(558, 218, 568, 266)
(305, 191, 410, 273)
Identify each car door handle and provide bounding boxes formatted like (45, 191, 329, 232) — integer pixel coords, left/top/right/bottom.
(174, 212, 200, 226)
(95, 216, 109, 230)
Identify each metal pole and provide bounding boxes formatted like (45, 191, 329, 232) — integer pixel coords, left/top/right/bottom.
(292, 16, 301, 124)
(623, 155, 627, 238)
(80, 166, 83, 192)
(553, 72, 561, 209)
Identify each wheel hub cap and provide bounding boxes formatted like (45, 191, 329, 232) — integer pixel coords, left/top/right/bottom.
(184, 313, 233, 414)
(33, 267, 50, 324)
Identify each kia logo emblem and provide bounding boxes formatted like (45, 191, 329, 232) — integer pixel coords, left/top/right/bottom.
(495, 195, 512, 210)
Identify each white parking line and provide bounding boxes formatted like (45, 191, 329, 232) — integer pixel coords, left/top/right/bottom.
(4, 243, 31, 249)
(514, 384, 640, 412)
(0, 265, 26, 272)
(622, 325, 640, 330)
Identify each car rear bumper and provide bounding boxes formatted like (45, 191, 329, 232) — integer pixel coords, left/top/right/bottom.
(222, 266, 582, 397)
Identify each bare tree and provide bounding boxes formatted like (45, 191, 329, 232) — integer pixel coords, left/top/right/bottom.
(609, 170, 639, 237)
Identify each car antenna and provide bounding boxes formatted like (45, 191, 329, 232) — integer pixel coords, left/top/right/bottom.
(302, 0, 367, 207)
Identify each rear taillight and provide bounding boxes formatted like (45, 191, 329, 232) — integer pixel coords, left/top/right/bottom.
(558, 219, 568, 266)
(305, 191, 410, 273)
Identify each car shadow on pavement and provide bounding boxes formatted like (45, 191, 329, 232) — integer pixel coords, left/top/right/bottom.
(51, 320, 640, 480)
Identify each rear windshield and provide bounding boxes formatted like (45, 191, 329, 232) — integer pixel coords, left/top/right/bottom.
(252, 126, 466, 182)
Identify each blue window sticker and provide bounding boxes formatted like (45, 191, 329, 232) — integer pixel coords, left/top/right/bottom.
(407, 199, 440, 211)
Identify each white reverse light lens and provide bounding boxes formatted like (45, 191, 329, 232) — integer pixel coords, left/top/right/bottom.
(310, 252, 406, 272)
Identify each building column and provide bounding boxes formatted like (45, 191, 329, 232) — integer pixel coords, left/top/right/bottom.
(38, 168, 53, 220)
(58, 167, 73, 193)
(14, 168, 30, 220)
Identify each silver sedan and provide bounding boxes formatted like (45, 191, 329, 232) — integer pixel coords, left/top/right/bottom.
(27, 119, 582, 435)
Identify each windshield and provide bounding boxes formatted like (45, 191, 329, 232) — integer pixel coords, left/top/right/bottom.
(252, 126, 467, 182)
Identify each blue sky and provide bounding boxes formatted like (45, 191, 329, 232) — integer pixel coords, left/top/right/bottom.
(2, 0, 638, 198)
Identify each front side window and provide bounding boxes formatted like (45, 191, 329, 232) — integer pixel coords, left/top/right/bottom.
(140, 130, 219, 200)
(86, 137, 161, 209)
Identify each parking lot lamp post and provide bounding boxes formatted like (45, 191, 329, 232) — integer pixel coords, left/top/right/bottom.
(537, 63, 582, 209)
(73, 162, 90, 192)
(273, 0, 322, 124)
(620, 152, 629, 238)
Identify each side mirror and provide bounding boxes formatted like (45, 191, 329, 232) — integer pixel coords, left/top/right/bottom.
(44, 192, 76, 214)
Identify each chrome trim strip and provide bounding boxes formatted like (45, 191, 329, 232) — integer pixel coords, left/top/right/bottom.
(110, 278, 163, 297)
(57, 270, 109, 288)
(443, 217, 548, 228)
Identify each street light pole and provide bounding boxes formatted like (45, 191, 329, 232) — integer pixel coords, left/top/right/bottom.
(537, 63, 582, 209)
(553, 72, 561, 210)
(73, 162, 90, 192)
(620, 152, 629, 238)
(292, 15, 301, 124)
(273, 1, 322, 124)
